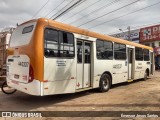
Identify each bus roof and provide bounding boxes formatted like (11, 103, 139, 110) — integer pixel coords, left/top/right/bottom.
(20, 18, 153, 51)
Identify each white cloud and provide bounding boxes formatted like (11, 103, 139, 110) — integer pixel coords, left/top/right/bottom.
(0, 0, 160, 34)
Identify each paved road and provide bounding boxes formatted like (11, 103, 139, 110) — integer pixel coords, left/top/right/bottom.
(0, 71, 160, 119)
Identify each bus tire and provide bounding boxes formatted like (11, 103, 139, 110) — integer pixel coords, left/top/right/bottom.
(143, 70, 148, 81)
(1, 81, 17, 94)
(99, 74, 111, 92)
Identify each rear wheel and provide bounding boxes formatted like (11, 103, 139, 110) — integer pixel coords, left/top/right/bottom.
(1, 81, 17, 94)
(99, 74, 111, 92)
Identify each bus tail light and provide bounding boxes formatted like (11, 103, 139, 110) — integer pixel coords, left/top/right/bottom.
(28, 65, 34, 83)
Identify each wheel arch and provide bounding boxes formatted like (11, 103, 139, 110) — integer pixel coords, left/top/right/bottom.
(146, 68, 149, 77)
(101, 71, 112, 85)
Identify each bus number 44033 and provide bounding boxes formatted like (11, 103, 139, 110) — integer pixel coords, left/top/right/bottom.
(18, 62, 29, 67)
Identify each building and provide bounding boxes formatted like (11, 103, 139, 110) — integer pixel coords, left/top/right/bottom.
(140, 24, 160, 47)
(111, 29, 140, 43)
(140, 24, 160, 65)
(0, 27, 15, 76)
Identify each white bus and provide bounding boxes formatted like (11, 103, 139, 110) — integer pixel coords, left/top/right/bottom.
(6, 18, 154, 96)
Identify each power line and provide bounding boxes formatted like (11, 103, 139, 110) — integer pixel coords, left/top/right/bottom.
(49, 0, 74, 19)
(61, 0, 102, 22)
(32, 0, 50, 19)
(77, 0, 140, 27)
(89, 1, 160, 30)
(44, 0, 66, 18)
(108, 21, 160, 35)
(53, 0, 86, 20)
(68, 0, 121, 25)
(132, 22, 160, 30)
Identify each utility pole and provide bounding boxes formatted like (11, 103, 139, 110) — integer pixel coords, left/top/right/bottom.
(127, 26, 131, 41)
(119, 28, 126, 40)
(119, 26, 131, 41)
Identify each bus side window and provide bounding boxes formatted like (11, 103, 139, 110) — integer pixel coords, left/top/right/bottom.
(96, 39, 113, 60)
(44, 28, 74, 58)
(135, 47, 143, 61)
(144, 49, 150, 61)
(59, 32, 74, 57)
(44, 28, 59, 57)
(114, 43, 126, 60)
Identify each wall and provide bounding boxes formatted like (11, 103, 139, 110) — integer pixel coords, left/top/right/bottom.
(0, 33, 11, 76)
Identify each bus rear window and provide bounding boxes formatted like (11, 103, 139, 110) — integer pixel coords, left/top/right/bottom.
(22, 25, 34, 34)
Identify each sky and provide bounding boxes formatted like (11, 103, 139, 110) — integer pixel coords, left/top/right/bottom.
(0, 0, 160, 35)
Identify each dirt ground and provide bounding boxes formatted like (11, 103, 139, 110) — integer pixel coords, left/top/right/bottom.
(0, 71, 160, 120)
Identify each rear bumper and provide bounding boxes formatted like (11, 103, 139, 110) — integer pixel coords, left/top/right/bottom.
(6, 78, 43, 96)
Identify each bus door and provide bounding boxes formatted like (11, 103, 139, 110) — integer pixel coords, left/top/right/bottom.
(128, 48, 133, 79)
(76, 40, 91, 89)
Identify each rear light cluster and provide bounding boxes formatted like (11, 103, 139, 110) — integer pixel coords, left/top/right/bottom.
(28, 65, 34, 83)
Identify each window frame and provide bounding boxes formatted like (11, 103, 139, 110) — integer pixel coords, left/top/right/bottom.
(59, 31, 75, 58)
(114, 42, 127, 60)
(44, 27, 75, 59)
(96, 39, 113, 60)
(135, 47, 144, 61)
(143, 49, 150, 61)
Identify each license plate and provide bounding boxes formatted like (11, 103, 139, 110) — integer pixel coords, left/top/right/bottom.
(11, 80, 19, 85)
